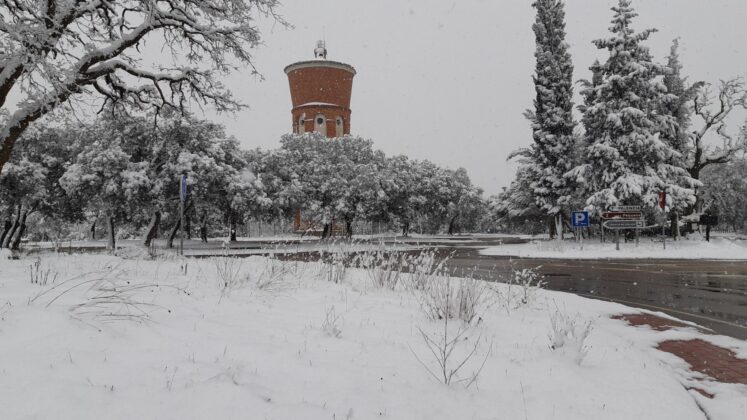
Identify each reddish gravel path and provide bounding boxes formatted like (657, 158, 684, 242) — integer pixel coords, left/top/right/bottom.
(614, 313, 747, 389)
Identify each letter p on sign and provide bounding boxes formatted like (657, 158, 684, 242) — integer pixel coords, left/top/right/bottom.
(572, 211, 589, 228)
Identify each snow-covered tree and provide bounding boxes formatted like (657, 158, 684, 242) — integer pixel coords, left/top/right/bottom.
(491, 164, 546, 233)
(661, 40, 701, 156)
(444, 168, 485, 235)
(688, 79, 747, 182)
(0, 136, 47, 249)
(377, 155, 423, 236)
(0, 0, 282, 175)
(568, 0, 696, 214)
(277, 134, 386, 238)
(522, 0, 576, 238)
(701, 158, 747, 233)
(60, 133, 150, 249)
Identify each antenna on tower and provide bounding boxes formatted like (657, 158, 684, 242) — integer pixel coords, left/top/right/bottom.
(314, 39, 327, 59)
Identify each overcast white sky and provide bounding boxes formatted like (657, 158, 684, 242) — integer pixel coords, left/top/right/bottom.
(207, 0, 747, 196)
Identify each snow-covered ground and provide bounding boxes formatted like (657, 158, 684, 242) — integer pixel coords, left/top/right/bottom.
(0, 251, 745, 419)
(481, 236, 747, 260)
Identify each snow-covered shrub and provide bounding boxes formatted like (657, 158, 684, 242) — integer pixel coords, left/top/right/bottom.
(28, 257, 58, 286)
(406, 249, 451, 290)
(214, 257, 247, 291)
(417, 274, 492, 324)
(324, 251, 348, 284)
(0, 249, 12, 260)
(510, 267, 545, 307)
(321, 305, 343, 338)
(0, 301, 11, 320)
(30, 263, 171, 324)
(548, 308, 594, 365)
(411, 315, 490, 387)
(255, 258, 294, 292)
(355, 250, 404, 289)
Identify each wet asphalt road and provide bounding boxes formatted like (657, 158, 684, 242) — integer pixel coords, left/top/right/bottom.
(396, 236, 747, 340)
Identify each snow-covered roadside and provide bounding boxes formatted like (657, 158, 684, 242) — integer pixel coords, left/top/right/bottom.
(0, 253, 745, 419)
(481, 236, 747, 260)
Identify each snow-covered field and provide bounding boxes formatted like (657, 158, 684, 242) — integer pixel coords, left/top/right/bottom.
(1, 251, 745, 419)
(481, 236, 747, 260)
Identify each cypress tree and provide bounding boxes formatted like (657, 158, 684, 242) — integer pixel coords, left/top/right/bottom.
(524, 0, 577, 238)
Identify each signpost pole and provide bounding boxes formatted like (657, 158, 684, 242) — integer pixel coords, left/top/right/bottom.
(660, 191, 667, 250)
(180, 200, 184, 256)
(615, 229, 620, 251)
(179, 175, 187, 257)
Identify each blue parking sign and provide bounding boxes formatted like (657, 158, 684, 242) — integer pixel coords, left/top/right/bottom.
(572, 211, 589, 228)
(179, 175, 188, 203)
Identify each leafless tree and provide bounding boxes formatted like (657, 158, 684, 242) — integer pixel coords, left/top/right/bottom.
(0, 0, 284, 174)
(688, 78, 747, 180)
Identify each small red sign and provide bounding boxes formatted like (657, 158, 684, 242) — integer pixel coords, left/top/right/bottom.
(658, 191, 667, 210)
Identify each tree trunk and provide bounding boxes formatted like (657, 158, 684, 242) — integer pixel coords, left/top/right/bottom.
(548, 216, 556, 240)
(167, 219, 181, 249)
(10, 210, 28, 250)
(321, 223, 331, 239)
(143, 211, 161, 247)
(554, 214, 564, 242)
(200, 212, 208, 243)
(401, 221, 410, 237)
(670, 212, 679, 241)
(106, 215, 116, 250)
(447, 216, 458, 236)
(229, 216, 237, 242)
(89, 221, 97, 240)
(2, 206, 21, 249)
(345, 219, 353, 238)
(0, 218, 12, 248)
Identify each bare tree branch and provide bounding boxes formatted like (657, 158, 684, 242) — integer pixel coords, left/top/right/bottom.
(0, 0, 286, 174)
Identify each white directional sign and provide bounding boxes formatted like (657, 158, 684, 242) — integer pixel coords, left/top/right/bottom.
(611, 205, 642, 212)
(603, 220, 645, 230)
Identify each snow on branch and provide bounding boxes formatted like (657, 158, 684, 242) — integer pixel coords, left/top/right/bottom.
(0, 0, 284, 173)
(689, 78, 747, 175)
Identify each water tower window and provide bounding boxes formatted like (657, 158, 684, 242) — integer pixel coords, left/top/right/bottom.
(298, 114, 306, 134)
(314, 114, 327, 136)
(335, 117, 344, 137)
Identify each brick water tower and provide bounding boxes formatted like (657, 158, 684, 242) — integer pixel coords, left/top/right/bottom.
(285, 41, 356, 137)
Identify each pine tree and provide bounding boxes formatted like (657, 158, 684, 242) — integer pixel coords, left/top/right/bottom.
(569, 0, 696, 214)
(661, 39, 702, 157)
(660, 40, 705, 234)
(524, 0, 577, 238)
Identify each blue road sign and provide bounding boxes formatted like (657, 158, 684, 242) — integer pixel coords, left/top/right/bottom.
(180, 175, 188, 203)
(572, 211, 589, 228)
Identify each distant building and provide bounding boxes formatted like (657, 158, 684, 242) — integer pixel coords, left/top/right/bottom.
(285, 41, 356, 137)
(285, 42, 357, 234)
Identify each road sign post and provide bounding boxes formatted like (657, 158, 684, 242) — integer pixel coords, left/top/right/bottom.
(615, 228, 620, 251)
(179, 175, 188, 256)
(572, 211, 589, 251)
(602, 219, 645, 251)
(659, 191, 667, 250)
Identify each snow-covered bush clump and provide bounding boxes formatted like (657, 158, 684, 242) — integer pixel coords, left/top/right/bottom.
(417, 273, 493, 324)
(508, 267, 545, 308)
(548, 308, 594, 365)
